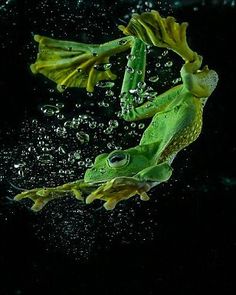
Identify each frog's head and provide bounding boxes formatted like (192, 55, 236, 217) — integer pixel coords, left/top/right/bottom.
(84, 147, 152, 184)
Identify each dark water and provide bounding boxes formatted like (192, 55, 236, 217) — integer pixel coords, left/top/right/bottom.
(0, 0, 236, 294)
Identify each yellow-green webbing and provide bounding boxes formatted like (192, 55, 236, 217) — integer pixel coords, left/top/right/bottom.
(30, 35, 133, 92)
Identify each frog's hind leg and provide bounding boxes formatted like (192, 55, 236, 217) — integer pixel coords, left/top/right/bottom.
(31, 35, 133, 92)
(120, 37, 183, 122)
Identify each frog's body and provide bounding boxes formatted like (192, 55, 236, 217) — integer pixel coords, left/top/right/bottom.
(14, 10, 218, 211)
(141, 86, 204, 163)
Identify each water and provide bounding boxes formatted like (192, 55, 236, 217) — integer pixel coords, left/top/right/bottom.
(0, 1, 235, 294)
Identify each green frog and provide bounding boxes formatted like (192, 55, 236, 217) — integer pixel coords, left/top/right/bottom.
(14, 11, 218, 210)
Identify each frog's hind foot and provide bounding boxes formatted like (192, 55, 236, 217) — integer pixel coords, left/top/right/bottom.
(119, 10, 195, 61)
(31, 35, 130, 92)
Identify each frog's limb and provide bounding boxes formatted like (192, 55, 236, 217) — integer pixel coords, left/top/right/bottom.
(85, 177, 151, 210)
(14, 180, 94, 211)
(119, 10, 195, 62)
(134, 162, 173, 183)
(181, 53, 219, 97)
(85, 162, 172, 210)
(120, 37, 184, 122)
(31, 35, 133, 92)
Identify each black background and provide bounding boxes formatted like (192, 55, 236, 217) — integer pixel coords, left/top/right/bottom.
(0, 0, 236, 294)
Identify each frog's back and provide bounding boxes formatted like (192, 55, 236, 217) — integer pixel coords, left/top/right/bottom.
(140, 92, 204, 162)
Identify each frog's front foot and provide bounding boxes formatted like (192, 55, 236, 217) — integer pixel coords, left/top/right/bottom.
(85, 177, 151, 210)
(13, 180, 88, 211)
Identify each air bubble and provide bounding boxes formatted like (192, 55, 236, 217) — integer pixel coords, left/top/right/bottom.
(164, 61, 173, 67)
(137, 81, 146, 89)
(105, 90, 114, 96)
(125, 66, 134, 73)
(138, 123, 145, 129)
(40, 105, 60, 116)
(89, 121, 97, 129)
(96, 81, 115, 88)
(126, 54, 136, 61)
(37, 154, 54, 163)
(76, 132, 90, 144)
(108, 120, 119, 128)
(118, 39, 128, 46)
(149, 75, 159, 82)
(94, 63, 112, 71)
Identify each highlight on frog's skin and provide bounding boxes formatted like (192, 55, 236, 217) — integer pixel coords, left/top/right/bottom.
(14, 10, 218, 211)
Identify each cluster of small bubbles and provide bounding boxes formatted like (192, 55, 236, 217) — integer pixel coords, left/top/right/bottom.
(76, 131, 90, 144)
(55, 126, 67, 138)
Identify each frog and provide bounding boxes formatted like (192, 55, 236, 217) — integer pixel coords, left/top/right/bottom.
(14, 10, 218, 211)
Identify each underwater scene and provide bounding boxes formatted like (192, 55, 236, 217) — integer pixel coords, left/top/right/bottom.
(0, 0, 235, 294)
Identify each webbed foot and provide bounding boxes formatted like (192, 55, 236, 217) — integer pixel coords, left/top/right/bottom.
(119, 10, 195, 61)
(31, 35, 131, 92)
(85, 177, 151, 210)
(13, 180, 92, 211)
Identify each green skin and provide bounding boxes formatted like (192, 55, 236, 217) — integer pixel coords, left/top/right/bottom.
(14, 10, 218, 211)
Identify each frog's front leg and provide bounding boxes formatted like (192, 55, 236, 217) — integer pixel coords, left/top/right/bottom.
(85, 162, 172, 210)
(14, 180, 94, 211)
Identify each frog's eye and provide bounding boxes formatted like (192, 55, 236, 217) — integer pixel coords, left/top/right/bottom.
(107, 153, 129, 168)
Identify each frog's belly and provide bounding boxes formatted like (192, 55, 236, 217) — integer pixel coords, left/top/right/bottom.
(140, 101, 203, 161)
(159, 116, 202, 162)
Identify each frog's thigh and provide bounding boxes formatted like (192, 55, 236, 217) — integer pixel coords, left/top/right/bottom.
(135, 162, 173, 182)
